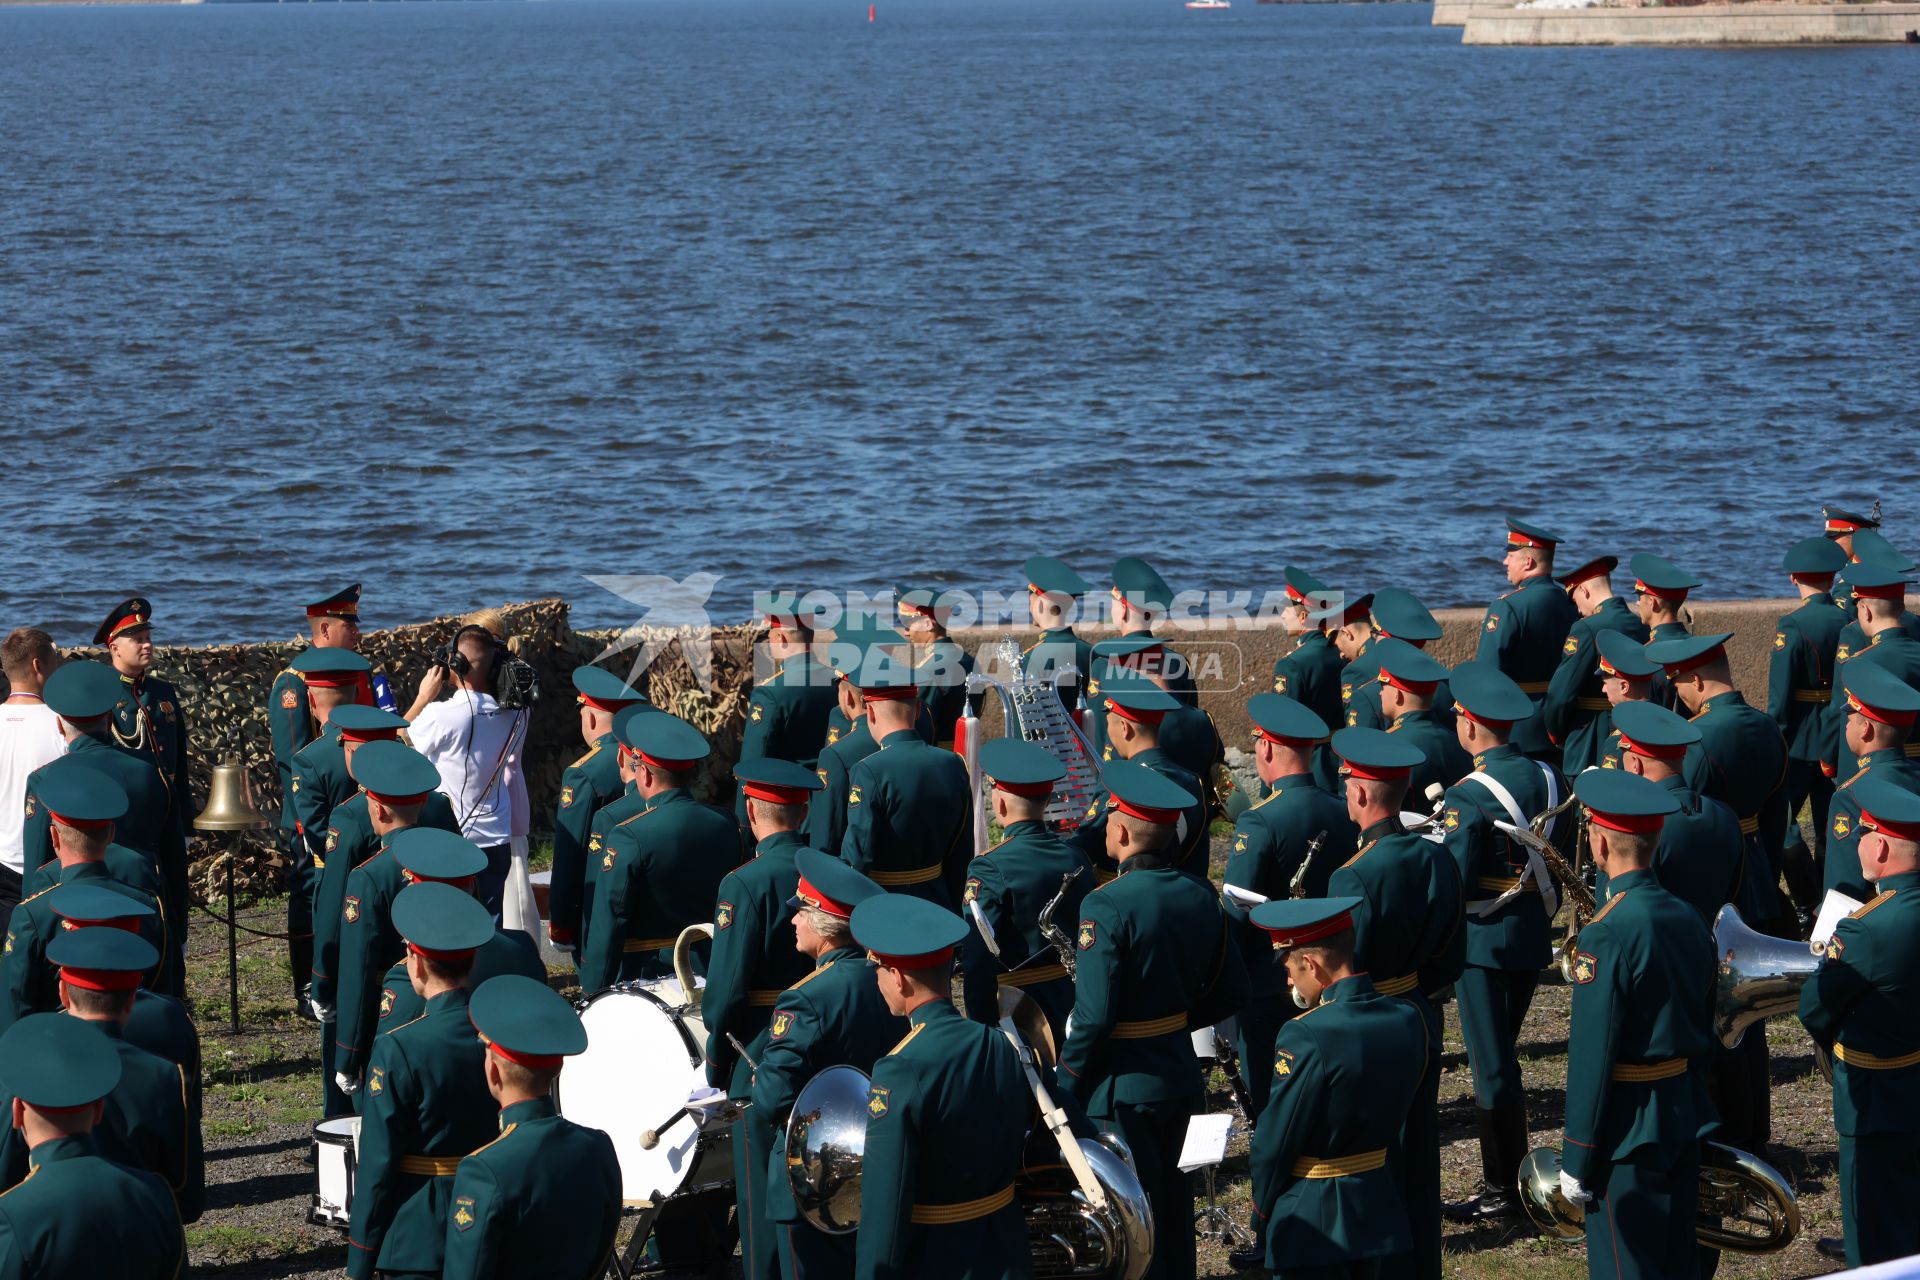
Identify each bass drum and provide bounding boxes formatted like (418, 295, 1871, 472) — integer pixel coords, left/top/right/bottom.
(556, 980, 735, 1205)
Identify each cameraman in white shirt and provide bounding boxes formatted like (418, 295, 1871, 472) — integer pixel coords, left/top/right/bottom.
(405, 624, 526, 921)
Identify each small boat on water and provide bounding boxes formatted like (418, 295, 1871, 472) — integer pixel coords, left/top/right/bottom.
(1184, 1, 1231, 10)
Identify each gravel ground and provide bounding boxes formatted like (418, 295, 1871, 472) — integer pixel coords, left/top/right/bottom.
(184, 837, 1845, 1279)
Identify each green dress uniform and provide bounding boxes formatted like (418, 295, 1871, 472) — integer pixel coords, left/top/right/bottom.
(960, 818, 1094, 1045)
(348, 884, 499, 1280)
(735, 650, 839, 823)
(1476, 575, 1579, 762)
(1769, 543, 1851, 885)
(548, 669, 650, 951)
(1223, 697, 1358, 1117)
(1060, 762, 1250, 1280)
(21, 731, 172, 880)
(107, 664, 189, 921)
(0, 1016, 185, 1280)
(439, 974, 622, 1280)
(1544, 586, 1647, 758)
(1797, 780, 1920, 1268)
(1022, 555, 1098, 715)
(704, 760, 822, 1280)
(1440, 687, 1564, 1211)
(1, 877, 165, 1031)
(752, 878, 907, 1280)
(374, 931, 547, 1036)
(1559, 770, 1714, 1280)
(1820, 629, 1920, 776)
(910, 638, 976, 749)
(840, 726, 975, 910)
(1827, 753, 1920, 900)
(849, 893, 1031, 1280)
(1245, 922, 1427, 1280)
(0, 926, 201, 1222)
(808, 717, 877, 854)
(1324, 728, 1463, 1280)
(124, 988, 202, 1128)
(1069, 745, 1210, 882)
(582, 787, 742, 991)
(1598, 705, 1744, 926)
(330, 819, 484, 1093)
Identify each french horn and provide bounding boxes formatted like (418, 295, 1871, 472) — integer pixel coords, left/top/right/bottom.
(1518, 1142, 1800, 1253)
(1711, 904, 1825, 1050)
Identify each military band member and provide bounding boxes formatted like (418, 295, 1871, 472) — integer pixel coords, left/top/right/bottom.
(1543, 555, 1648, 758)
(850, 894, 1032, 1280)
(1627, 553, 1699, 645)
(331, 787, 484, 1101)
(347, 884, 498, 1280)
(1343, 589, 1453, 735)
(581, 712, 741, 991)
(1558, 770, 1713, 1280)
(3, 859, 165, 1028)
(270, 585, 392, 996)
(839, 653, 974, 909)
(1235, 896, 1428, 1279)
(1797, 774, 1920, 1267)
(1223, 694, 1357, 1116)
(1060, 761, 1250, 1280)
(1439, 663, 1562, 1224)
(897, 585, 976, 749)
(1838, 531, 1920, 645)
(371, 922, 546, 1042)
(1644, 631, 1787, 1150)
(94, 598, 190, 923)
(1371, 639, 1467, 800)
(545, 667, 649, 955)
(1316, 591, 1376, 793)
(23, 662, 173, 888)
(704, 758, 821, 1280)
(807, 623, 908, 855)
(1824, 504, 1881, 619)
(1821, 663, 1920, 902)
(0, 926, 202, 1222)
(1581, 630, 1660, 773)
(1324, 727, 1462, 1280)
(751, 853, 906, 1280)
(440, 975, 622, 1280)
(1093, 636, 1225, 796)
(1820, 563, 1920, 779)
(959, 738, 1093, 1044)
(1605, 703, 1742, 926)
(1022, 555, 1097, 712)
(1478, 518, 1579, 762)
(1107, 555, 1198, 703)
(1271, 567, 1347, 755)
(736, 597, 838, 823)
(570, 703, 665, 959)
(0, 1015, 184, 1278)
(285, 654, 381, 1007)
(1069, 680, 1210, 881)
(1769, 537, 1850, 913)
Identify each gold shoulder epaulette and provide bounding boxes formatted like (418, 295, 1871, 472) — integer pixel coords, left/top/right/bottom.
(1839, 767, 1870, 791)
(1850, 889, 1896, 921)
(788, 960, 835, 993)
(1248, 788, 1283, 812)
(569, 743, 604, 771)
(887, 1022, 928, 1057)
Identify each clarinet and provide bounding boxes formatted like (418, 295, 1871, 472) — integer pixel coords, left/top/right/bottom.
(1288, 830, 1328, 898)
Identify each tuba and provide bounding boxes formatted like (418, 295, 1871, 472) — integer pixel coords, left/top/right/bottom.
(1711, 903, 1825, 1050)
(786, 1065, 874, 1234)
(1519, 1142, 1800, 1253)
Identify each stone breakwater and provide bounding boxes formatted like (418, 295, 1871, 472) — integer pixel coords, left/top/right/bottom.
(1434, 0, 1920, 43)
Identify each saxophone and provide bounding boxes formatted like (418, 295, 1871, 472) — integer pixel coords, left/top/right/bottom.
(1287, 831, 1328, 898)
(1037, 868, 1085, 979)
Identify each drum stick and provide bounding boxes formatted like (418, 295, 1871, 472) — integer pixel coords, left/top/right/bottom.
(640, 1109, 688, 1151)
(727, 1033, 761, 1073)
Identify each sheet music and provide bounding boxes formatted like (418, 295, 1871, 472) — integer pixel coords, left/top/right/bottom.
(1813, 889, 1866, 946)
(1177, 1113, 1234, 1172)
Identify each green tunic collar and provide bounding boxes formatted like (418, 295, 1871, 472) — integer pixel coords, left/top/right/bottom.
(1472, 743, 1522, 770)
(757, 830, 807, 857)
(908, 997, 960, 1030)
(999, 819, 1046, 841)
(27, 1134, 98, 1172)
(1870, 870, 1920, 894)
(878, 729, 919, 750)
(498, 1097, 557, 1128)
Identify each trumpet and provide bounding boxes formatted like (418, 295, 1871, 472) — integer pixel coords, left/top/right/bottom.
(1519, 1142, 1800, 1253)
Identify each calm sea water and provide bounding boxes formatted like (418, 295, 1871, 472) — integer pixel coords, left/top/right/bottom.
(3, 0, 1917, 643)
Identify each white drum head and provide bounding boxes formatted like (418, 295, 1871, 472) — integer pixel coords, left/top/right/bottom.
(561, 987, 707, 1203)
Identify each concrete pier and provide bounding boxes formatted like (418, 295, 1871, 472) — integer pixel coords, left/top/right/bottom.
(1455, 1, 1920, 44)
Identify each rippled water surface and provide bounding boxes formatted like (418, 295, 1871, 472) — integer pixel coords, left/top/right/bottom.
(3, 0, 1916, 641)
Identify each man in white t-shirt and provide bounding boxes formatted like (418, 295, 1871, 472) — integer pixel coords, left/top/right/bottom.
(0, 629, 67, 931)
(406, 624, 525, 920)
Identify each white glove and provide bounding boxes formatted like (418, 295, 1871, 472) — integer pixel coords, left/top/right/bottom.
(309, 995, 336, 1024)
(335, 1071, 362, 1096)
(1559, 1169, 1592, 1205)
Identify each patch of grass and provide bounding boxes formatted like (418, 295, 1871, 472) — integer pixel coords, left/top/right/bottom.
(187, 1223, 310, 1260)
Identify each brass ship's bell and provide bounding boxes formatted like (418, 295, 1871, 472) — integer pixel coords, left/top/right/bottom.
(194, 759, 272, 833)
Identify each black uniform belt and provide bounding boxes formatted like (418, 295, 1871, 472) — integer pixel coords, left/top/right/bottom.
(1792, 689, 1832, 703)
(1834, 1044, 1920, 1070)
(998, 964, 1069, 988)
(1737, 816, 1759, 836)
(1515, 681, 1549, 695)
(1291, 1149, 1387, 1178)
(1576, 697, 1610, 711)
(1111, 1013, 1187, 1039)
(398, 1154, 463, 1176)
(1610, 1058, 1687, 1082)
(911, 1183, 1015, 1224)
(1374, 974, 1417, 996)
(870, 863, 943, 887)
(622, 937, 677, 953)
(747, 989, 781, 1007)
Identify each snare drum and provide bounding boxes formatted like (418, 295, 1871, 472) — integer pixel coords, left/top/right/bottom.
(556, 982, 736, 1206)
(310, 1116, 360, 1230)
